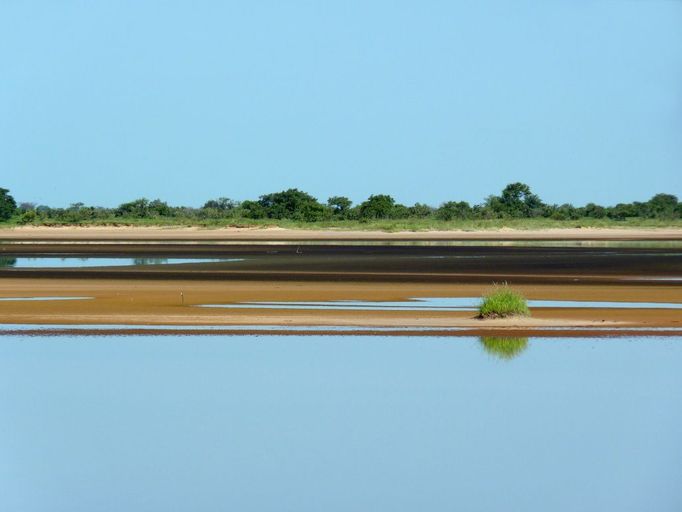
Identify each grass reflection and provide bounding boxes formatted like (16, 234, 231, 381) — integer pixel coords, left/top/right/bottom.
(479, 336, 529, 360)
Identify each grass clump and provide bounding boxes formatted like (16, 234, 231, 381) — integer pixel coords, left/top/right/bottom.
(478, 284, 530, 319)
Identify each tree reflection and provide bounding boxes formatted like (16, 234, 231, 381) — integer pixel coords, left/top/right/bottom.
(0, 257, 17, 268)
(479, 336, 529, 360)
(132, 258, 168, 266)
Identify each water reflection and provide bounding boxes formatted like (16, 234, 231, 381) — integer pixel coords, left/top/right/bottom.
(132, 258, 168, 265)
(0, 257, 244, 268)
(200, 296, 682, 310)
(479, 336, 529, 360)
(0, 257, 17, 267)
(2, 334, 680, 511)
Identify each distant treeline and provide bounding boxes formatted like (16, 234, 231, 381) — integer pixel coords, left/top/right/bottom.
(1, 183, 680, 224)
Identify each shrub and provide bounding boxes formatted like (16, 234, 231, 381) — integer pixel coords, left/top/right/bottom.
(358, 194, 396, 219)
(436, 201, 472, 221)
(478, 284, 530, 318)
(257, 189, 327, 221)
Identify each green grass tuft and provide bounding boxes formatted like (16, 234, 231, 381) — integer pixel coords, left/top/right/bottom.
(478, 284, 530, 318)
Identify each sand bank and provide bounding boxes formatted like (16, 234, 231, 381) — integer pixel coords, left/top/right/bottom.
(2, 225, 682, 240)
(0, 279, 680, 331)
(1, 236, 679, 332)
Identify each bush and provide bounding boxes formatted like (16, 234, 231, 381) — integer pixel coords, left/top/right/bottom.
(478, 284, 530, 318)
(436, 201, 472, 220)
(257, 189, 327, 221)
(19, 210, 37, 224)
(358, 194, 396, 219)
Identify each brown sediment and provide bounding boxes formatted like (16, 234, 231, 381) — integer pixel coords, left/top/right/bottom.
(0, 235, 680, 332)
(0, 278, 680, 330)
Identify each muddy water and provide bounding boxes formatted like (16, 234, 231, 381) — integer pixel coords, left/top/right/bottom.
(1, 333, 680, 511)
(1, 244, 681, 285)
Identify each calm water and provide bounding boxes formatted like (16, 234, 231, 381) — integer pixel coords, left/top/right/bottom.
(199, 297, 682, 310)
(1, 334, 681, 512)
(0, 257, 244, 268)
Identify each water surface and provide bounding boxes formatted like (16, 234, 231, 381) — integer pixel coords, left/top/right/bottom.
(199, 296, 682, 311)
(0, 257, 244, 268)
(1, 334, 680, 511)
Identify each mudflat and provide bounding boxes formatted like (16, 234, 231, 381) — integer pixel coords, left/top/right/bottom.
(0, 231, 681, 333)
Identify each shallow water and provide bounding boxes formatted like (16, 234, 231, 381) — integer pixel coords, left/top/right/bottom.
(0, 296, 92, 302)
(1, 334, 680, 511)
(199, 296, 682, 311)
(0, 323, 465, 333)
(0, 257, 244, 268)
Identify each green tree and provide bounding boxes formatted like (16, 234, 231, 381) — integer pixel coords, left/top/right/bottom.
(358, 194, 395, 219)
(203, 197, 237, 211)
(408, 203, 434, 218)
(501, 182, 544, 216)
(583, 203, 606, 218)
(608, 202, 641, 220)
(486, 183, 544, 218)
(116, 199, 151, 218)
(257, 189, 326, 221)
(0, 188, 17, 221)
(327, 196, 352, 217)
(149, 199, 172, 216)
(240, 200, 267, 219)
(115, 198, 172, 218)
(646, 193, 678, 219)
(549, 203, 580, 221)
(436, 201, 472, 221)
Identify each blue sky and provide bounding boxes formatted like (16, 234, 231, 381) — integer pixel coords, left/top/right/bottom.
(1, 1, 680, 208)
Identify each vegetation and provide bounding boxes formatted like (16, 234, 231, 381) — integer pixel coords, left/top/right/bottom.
(478, 285, 530, 319)
(1, 183, 681, 229)
(479, 337, 529, 360)
(0, 188, 17, 221)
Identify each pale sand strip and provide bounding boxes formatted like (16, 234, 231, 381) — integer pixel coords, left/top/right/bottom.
(1, 225, 682, 240)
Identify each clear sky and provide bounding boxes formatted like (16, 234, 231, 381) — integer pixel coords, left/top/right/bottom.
(1, 1, 680, 208)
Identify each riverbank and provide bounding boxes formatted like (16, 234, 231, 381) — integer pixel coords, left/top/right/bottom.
(2, 225, 682, 240)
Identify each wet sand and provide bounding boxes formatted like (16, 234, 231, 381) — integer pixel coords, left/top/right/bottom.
(1, 231, 680, 333)
(0, 278, 680, 333)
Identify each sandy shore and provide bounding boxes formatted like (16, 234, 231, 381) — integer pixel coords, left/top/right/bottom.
(1, 279, 680, 332)
(2, 225, 682, 240)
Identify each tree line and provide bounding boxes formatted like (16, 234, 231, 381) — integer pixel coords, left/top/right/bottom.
(0, 184, 680, 224)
